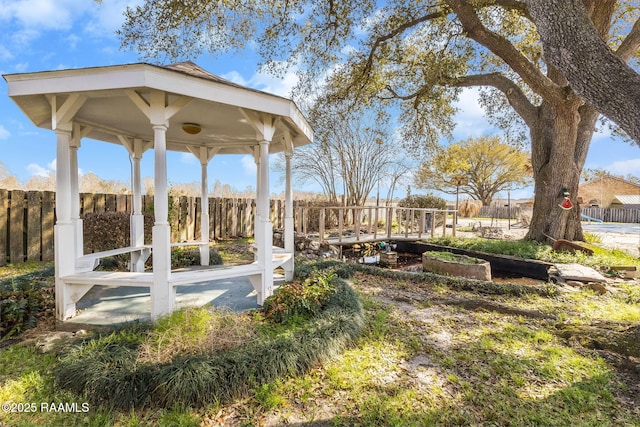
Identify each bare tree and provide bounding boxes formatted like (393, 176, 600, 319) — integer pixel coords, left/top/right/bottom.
(0, 162, 20, 190)
(281, 104, 408, 207)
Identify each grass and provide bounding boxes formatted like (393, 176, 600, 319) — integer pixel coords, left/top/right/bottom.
(423, 250, 484, 264)
(2, 251, 640, 425)
(425, 236, 640, 269)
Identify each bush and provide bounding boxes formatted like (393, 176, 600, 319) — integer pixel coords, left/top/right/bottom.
(397, 194, 447, 210)
(0, 267, 55, 340)
(83, 212, 154, 253)
(170, 246, 223, 269)
(263, 270, 337, 323)
(97, 246, 224, 271)
(397, 194, 448, 228)
(295, 198, 340, 232)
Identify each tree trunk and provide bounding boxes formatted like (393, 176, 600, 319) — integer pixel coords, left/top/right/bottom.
(526, 99, 592, 242)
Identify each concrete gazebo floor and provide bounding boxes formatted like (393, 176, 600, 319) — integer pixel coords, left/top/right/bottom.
(60, 273, 285, 328)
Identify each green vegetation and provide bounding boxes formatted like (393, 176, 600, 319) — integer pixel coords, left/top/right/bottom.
(2, 252, 639, 425)
(426, 236, 640, 269)
(423, 250, 483, 264)
(52, 271, 362, 411)
(0, 263, 54, 340)
(263, 270, 338, 323)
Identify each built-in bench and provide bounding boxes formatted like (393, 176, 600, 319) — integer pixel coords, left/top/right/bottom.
(75, 242, 212, 272)
(61, 253, 292, 289)
(75, 246, 152, 271)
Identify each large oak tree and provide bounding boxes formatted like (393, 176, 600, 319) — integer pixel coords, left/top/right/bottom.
(118, 0, 640, 242)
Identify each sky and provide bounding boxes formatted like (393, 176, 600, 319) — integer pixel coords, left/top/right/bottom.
(1, 0, 639, 200)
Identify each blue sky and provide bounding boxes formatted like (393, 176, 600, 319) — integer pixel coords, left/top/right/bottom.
(1, 0, 639, 200)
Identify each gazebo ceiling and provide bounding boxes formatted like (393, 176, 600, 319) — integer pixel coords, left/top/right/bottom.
(3, 61, 313, 155)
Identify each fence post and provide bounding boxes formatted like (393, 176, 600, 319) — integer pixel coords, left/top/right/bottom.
(338, 207, 343, 243)
(319, 208, 325, 241)
(0, 190, 7, 266)
(452, 211, 457, 237)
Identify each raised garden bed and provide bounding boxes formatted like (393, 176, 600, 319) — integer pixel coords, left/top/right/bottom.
(396, 241, 553, 281)
(422, 251, 492, 281)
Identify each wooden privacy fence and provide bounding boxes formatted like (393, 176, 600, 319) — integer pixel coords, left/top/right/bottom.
(581, 207, 640, 223)
(0, 190, 293, 266)
(478, 206, 523, 220)
(479, 205, 640, 223)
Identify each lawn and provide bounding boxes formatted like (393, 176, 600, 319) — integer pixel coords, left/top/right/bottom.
(1, 241, 639, 426)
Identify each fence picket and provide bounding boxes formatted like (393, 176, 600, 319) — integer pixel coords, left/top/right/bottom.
(0, 190, 7, 266)
(9, 190, 25, 263)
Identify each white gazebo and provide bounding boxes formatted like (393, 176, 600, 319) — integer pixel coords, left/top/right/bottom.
(4, 61, 312, 321)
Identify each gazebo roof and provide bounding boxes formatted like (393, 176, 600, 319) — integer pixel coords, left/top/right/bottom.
(3, 61, 312, 154)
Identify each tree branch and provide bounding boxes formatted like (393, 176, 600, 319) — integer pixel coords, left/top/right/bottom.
(452, 73, 538, 127)
(616, 17, 640, 61)
(361, 9, 448, 86)
(526, 0, 640, 144)
(445, 0, 564, 104)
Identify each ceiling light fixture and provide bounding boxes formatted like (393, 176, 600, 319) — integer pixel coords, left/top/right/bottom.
(181, 123, 202, 135)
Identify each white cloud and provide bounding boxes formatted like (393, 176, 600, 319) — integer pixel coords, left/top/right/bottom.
(221, 66, 299, 98)
(451, 87, 494, 139)
(0, 45, 13, 61)
(607, 158, 640, 175)
(241, 155, 257, 176)
(1, 0, 91, 31)
(0, 125, 9, 139)
(26, 163, 49, 177)
(180, 152, 197, 164)
(14, 62, 29, 72)
(26, 158, 56, 177)
(83, 0, 143, 37)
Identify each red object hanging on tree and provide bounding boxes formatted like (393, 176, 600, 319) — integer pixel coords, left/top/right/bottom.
(559, 197, 573, 210)
(559, 187, 573, 210)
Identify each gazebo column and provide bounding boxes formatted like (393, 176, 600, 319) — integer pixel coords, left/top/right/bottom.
(54, 125, 77, 320)
(151, 123, 173, 319)
(200, 158, 210, 266)
(126, 89, 191, 319)
(255, 137, 273, 304)
(130, 138, 146, 272)
(283, 151, 295, 281)
(197, 146, 219, 265)
(253, 146, 262, 261)
(69, 135, 82, 258)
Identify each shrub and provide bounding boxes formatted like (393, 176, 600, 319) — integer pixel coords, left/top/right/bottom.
(295, 198, 340, 232)
(170, 246, 223, 269)
(0, 267, 54, 340)
(397, 194, 447, 210)
(397, 194, 448, 228)
(458, 200, 482, 217)
(263, 270, 337, 323)
(83, 212, 154, 253)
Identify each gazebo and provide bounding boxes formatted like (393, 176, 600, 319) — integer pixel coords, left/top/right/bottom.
(4, 61, 312, 321)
